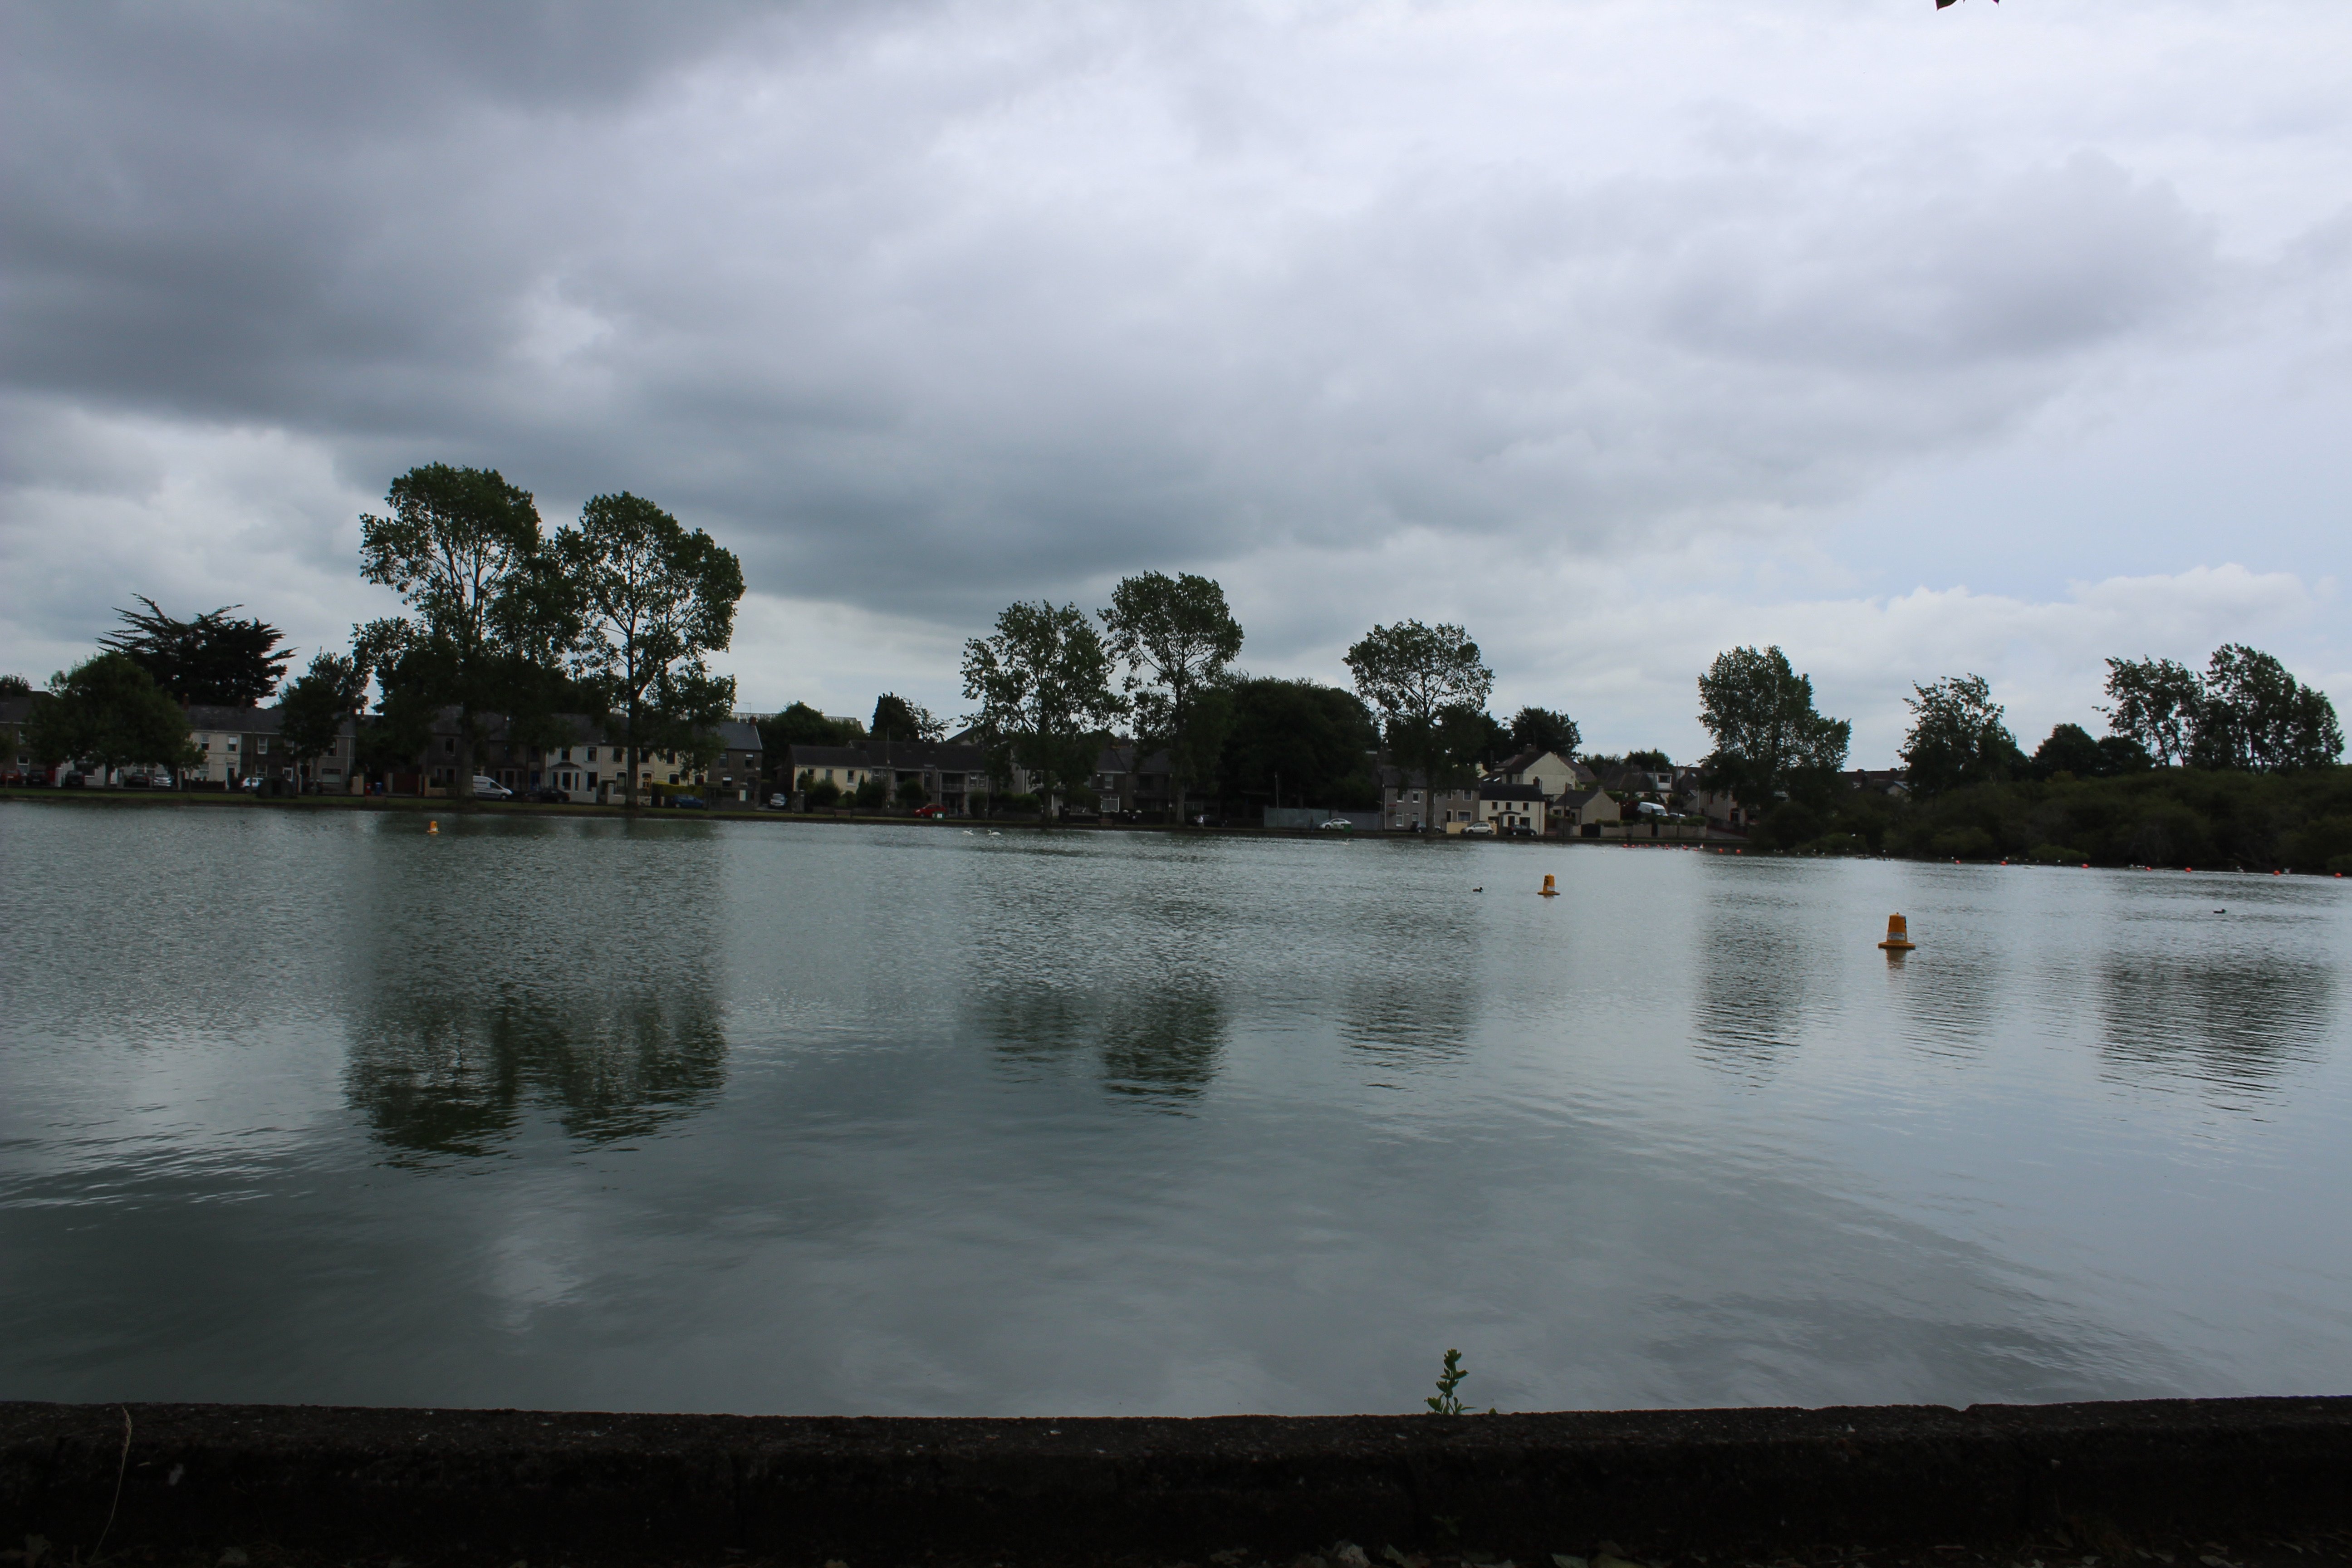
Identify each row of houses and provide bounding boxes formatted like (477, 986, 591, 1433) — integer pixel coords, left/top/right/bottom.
(5, 692, 1903, 826)
(1374, 750, 1907, 838)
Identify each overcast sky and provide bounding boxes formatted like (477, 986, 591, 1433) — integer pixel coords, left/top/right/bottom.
(4, 0, 2347, 764)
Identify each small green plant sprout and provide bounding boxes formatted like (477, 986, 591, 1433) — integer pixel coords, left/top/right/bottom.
(1426, 1348, 1468, 1414)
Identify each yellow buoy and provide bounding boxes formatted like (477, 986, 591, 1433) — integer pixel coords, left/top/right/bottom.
(1878, 912, 1915, 951)
(427, 819, 439, 835)
(1539, 873, 1558, 897)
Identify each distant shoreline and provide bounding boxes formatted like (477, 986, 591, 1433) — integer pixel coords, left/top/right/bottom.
(6, 789, 2345, 874)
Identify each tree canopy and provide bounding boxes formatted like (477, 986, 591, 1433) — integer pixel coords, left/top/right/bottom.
(871, 692, 945, 743)
(960, 600, 1125, 815)
(1696, 646, 1849, 805)
(1102, 571, 1245, 821)
(24, 652, 192, 781)
(279, 650, 372, 777)
(1344, 620, 1494, 804)
(2190, 644, 2342, 772)
(554, 490, 744, 809)
(359, 464, 560, 796)
(1507, 705, 1581, 760)
(759, 702, 862, 755)
(99, 596, 290, 706)
(1213, 676, 1379, 812)
(1901, 674, 2025, 797)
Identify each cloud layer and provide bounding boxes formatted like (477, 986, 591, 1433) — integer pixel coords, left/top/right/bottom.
(5, 0, 2349, 760)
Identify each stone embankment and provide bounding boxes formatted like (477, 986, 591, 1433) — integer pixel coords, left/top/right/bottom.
(4, 1398, 2349, 1566)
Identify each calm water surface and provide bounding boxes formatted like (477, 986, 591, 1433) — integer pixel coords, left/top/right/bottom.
(3, 802, 2348, 1415)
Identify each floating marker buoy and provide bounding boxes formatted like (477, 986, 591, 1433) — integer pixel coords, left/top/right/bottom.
(427, 819, 438, 834)
(1540, 873, 1558, 897)
(1878, 913, 1916, 952)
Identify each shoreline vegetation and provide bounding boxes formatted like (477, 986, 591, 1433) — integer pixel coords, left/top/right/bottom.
(2, 466, 2340, 851)
(8, 772, 2348, 875)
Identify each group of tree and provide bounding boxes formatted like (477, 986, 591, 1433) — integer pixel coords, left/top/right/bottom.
(956, 593, 1587, 820)
(1703, 640, 2345, 868)
(960, 572, 1250, 819)
(10, 464, 747, 803)
(354, 464, 743, 804)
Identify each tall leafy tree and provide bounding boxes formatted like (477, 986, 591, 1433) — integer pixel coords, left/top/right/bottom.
(279, 650, 372, 784)
(2190, 644, 2343, 772)
(2101, 656, 2204, 766)
(24, 652, 193, 784)
(1344, 620, 1495, 809)
(358, 464, 555, 798)
(554, 492, 745, 809)
(100, 596, 291, 706)
(1212, 676, 1379, 813)
(961, 601, 1125, 818)
(1101, 571, 1245, 822)
(871, 692, 945, 745)
(1696, 646, 1851, 806)
(1900, 674, 2024, 796)
(759, 702, 863, 755)
(1507, 705, 1581, 760)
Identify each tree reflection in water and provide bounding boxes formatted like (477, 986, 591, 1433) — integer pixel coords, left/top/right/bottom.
(973, 975, 1227, 1111)
(348, 983, 727, 1157)
(343, 822, 729, 1159)
(1692, 899, 1811, 1082)
(2097, 956, 2333, 1102)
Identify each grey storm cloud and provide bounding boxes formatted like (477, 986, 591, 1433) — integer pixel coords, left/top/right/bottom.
(6, 0, 2348, 762)
(4, 1, 2226, 617)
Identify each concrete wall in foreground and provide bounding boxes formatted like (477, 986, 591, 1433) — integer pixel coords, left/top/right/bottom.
(5, 1398, 2349, 1563)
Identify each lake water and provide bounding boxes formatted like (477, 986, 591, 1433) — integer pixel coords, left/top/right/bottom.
(3, 802, 2348, 1416)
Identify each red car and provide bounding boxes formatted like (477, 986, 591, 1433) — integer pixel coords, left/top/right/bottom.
(912, 804, 947, 818)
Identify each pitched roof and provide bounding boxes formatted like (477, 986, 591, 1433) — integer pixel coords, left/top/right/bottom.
(714, 719, 762, 752)
(186, 704, 280, 733)
(1478, 781, 1547, 801)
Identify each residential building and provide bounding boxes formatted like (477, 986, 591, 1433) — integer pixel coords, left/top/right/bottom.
(781, 739, 995, 813)
(1, 694, 41, 784)
(711, 719, 766, 805)
(1379, 767, 1478, 832)
(1093, 744, 1172, 818)
(1476, 780, 1548, 834)
(1553, 784, 1622, 837)
(1487, 748, 1590, 796)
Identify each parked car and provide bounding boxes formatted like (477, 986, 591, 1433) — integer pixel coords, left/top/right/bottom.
(768, 793, 791, 809)
(913, 804, 946, 818)
(1502, 825, 1537, 838)
(470, 775, 514, 800)
(1460, 821, 1496, 837)
(529, 786, 568, 804)
(671, 794, 707, 809)
(1317, 818, 1353, 831)
(237, 774, 265, 792)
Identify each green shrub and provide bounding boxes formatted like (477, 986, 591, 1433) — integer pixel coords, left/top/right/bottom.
(804, 778, 842, 808)
(2026, 843, 2087, 864)
(852, 777, 890, 810)
(896, 776, 931, 808)
(1931, 826, 1996, 859)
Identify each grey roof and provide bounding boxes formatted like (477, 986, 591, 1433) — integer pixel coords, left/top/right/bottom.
(1095, 745, 1171, 774)
(186, 704, 280, 733)
(782, 740, 990, 772)
(0, 696, 34, 726)
(715, 719, 763, 752)
(1479, 781, 1547, 801)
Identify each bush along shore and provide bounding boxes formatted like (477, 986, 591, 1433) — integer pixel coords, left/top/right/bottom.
(1752, 766, 2352, 872)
